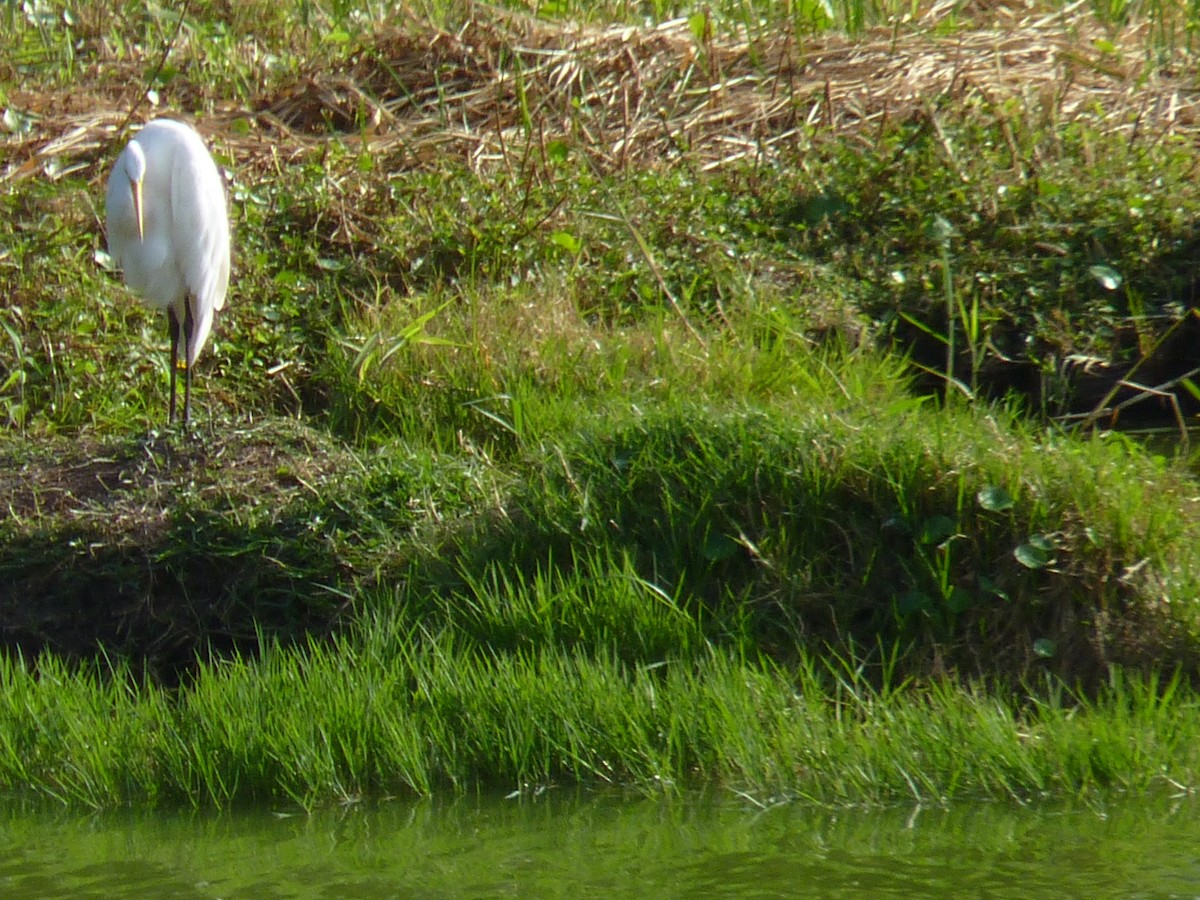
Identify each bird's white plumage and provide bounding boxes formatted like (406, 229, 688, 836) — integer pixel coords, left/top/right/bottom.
(105, 118, 230, 369)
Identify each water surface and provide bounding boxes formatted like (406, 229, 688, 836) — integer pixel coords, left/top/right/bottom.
(2, 791, 1198, 897)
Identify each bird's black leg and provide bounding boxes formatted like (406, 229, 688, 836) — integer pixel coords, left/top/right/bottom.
(167, 306, 181, 425)
(181, 296, 195, 425)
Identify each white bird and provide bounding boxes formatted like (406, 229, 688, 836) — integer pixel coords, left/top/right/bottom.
(105, 118, 230, 425)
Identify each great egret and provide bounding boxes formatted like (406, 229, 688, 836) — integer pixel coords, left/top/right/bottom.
(105, 118, 230, 425)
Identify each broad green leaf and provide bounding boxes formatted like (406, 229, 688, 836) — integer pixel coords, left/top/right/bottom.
(550, 230, 581, 254)
(1027, 533, 1054, 551)
(918, 515, 956, 545)
(1014, 537, 1053, 569)
(1088, 264, 1122, 291)
(977, 485, 1014, 512)
(979, 575, 1010, 602)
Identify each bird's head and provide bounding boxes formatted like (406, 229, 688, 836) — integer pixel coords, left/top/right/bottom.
(124, 141, 148, 241)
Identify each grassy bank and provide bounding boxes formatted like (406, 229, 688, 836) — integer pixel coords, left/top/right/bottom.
(4, 0, 1200, 808)
(3, 637, 1198, 809)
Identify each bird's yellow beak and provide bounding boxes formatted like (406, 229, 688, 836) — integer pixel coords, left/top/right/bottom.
(130, 177, 145, 241)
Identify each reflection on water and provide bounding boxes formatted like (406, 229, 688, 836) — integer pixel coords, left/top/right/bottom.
(1, 790, 1198, 898)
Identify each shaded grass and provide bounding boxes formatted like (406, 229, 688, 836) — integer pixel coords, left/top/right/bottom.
(0, 418, 498, 678)
(6, 344, 1199, 691)
(440, 389, 1200, 684)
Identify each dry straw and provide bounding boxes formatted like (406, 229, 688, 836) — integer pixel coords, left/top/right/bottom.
(4, 4, 1199, 185)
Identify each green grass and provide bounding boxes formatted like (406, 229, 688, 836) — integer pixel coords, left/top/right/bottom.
(4, 1, 1200, 809)
(2, 634, 1197, 810)
(5, 384, 1200, 807)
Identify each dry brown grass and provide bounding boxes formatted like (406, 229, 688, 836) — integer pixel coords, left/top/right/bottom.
(4, 6, 1199, 189)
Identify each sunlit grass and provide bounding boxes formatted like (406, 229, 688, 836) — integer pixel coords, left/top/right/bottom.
(1, 636, 1198, 810)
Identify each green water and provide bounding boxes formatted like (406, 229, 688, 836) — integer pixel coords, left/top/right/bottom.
(2, 792, 1198, 898)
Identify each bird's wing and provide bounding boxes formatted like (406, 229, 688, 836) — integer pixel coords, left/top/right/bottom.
(173, 142, 230, 312)
(171, 136, 231, 364)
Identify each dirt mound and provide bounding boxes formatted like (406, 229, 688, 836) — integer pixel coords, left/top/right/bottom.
(0, 421, 356, 682)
